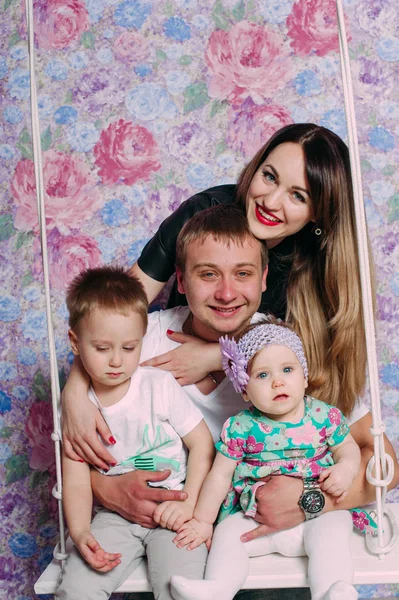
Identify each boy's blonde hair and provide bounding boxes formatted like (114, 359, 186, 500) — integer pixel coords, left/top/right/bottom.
(67, 266, 148, 332)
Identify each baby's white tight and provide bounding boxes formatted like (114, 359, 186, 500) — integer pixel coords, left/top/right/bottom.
(170, 510, 357, 600)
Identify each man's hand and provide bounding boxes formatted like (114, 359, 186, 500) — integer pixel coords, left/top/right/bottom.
(153, 500, 194, 531)
(91, 469, 187, 528)
(173, 518, 213, 551)
(141, 333, 219, 386)
(75, 531, 121, 573)
(319, 463, 356, 502)
(241, 476, 304, 543)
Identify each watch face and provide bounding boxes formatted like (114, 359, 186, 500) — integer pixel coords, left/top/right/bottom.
(301, 491, 325, 514)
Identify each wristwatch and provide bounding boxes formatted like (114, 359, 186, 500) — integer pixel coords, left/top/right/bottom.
(298, 478, 325, 520)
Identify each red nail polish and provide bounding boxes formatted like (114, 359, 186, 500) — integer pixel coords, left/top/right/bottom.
(109, 436, 116, 444)
(167, 329, 174, 335)
(79, 459, 85, 463)
(110, 462, 117, 467)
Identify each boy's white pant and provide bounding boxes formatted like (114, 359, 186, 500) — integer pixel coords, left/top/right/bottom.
(203, 510, 354, 600)
(55, 509, 208, 600)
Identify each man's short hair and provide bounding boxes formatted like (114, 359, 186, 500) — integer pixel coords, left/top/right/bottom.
(175, 204, 268, 272)
(67, 266, 148, 332)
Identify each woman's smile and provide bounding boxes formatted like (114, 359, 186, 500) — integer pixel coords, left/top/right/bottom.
(255, 204, 282, 226)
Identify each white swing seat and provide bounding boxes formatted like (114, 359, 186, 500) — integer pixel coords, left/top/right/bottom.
(34, 503, 399, 595)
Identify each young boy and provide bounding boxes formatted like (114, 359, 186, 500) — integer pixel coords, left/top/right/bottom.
(56, 266, 214, 600)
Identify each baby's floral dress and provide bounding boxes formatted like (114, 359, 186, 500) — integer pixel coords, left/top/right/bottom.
(216, 396, 377, 535)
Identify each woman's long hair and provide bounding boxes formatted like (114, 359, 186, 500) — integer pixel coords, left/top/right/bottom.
(235, 123, 371, 416)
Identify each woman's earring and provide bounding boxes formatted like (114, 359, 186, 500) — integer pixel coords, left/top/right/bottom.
(314, 227, 322, 236)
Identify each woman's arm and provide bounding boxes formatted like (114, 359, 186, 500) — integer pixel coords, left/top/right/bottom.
(61, 357, 116, 469)
(241, 412, 399, 542)
(130, 186, 235, 304)
(129, 262, 166, 305)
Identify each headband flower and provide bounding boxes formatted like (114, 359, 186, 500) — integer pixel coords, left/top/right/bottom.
(219, 323, 308, 393)
(220, 336, 249, 393)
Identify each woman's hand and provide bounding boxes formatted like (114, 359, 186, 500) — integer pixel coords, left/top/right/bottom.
(62, 358, 116, 470)
(62, 398, 116, 470)
(140, 332, 222, 386)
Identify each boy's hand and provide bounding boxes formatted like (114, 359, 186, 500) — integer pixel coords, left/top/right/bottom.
(153, 500, 194, 531)
(75, 531, 122, 572)
(319, 463, 356, 502)
(173, 518, 213, 551)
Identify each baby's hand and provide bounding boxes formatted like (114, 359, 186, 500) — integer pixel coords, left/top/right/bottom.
(75, 531, 122, 572)
(319, 463, 356, 502)
(153, 500, 194, 531)
(173, 518, 213, 551)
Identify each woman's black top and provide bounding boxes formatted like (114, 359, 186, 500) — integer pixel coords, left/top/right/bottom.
(137, 184, 295, 319)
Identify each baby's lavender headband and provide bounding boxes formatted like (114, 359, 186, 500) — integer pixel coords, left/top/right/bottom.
(219, 323, 308, 393)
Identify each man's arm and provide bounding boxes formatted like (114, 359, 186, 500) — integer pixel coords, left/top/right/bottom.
(90, 468, 188, 528)
(241, 412, 399, 542)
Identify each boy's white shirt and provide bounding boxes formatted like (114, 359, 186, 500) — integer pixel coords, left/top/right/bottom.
(89, 365, 203, 489)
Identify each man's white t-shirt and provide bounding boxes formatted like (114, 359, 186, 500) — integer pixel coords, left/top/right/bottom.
(140, 307, 369, 438)
(140, 306, 249, 442)
(89, 365, 203, 489)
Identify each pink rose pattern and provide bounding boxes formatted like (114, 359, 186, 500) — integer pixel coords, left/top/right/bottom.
(227, 99, 293, 157)
(11, 150, 103, 235)
(21, 0, 89, 50)
(25, 401, 56, 472)
(94, 119, 161, 186)
(205, 21, 294, 105)
(2, 1, 398, 596)
(287, 0, 350, 57)
(113, 31, 149, 64)
(32, 229, 101, 290)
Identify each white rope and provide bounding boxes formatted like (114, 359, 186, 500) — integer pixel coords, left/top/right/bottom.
(25, 0, 67, 563)
(336, 0, 396, 557)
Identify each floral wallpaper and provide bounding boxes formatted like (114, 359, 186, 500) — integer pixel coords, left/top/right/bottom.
(0, 0, 398, 598)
